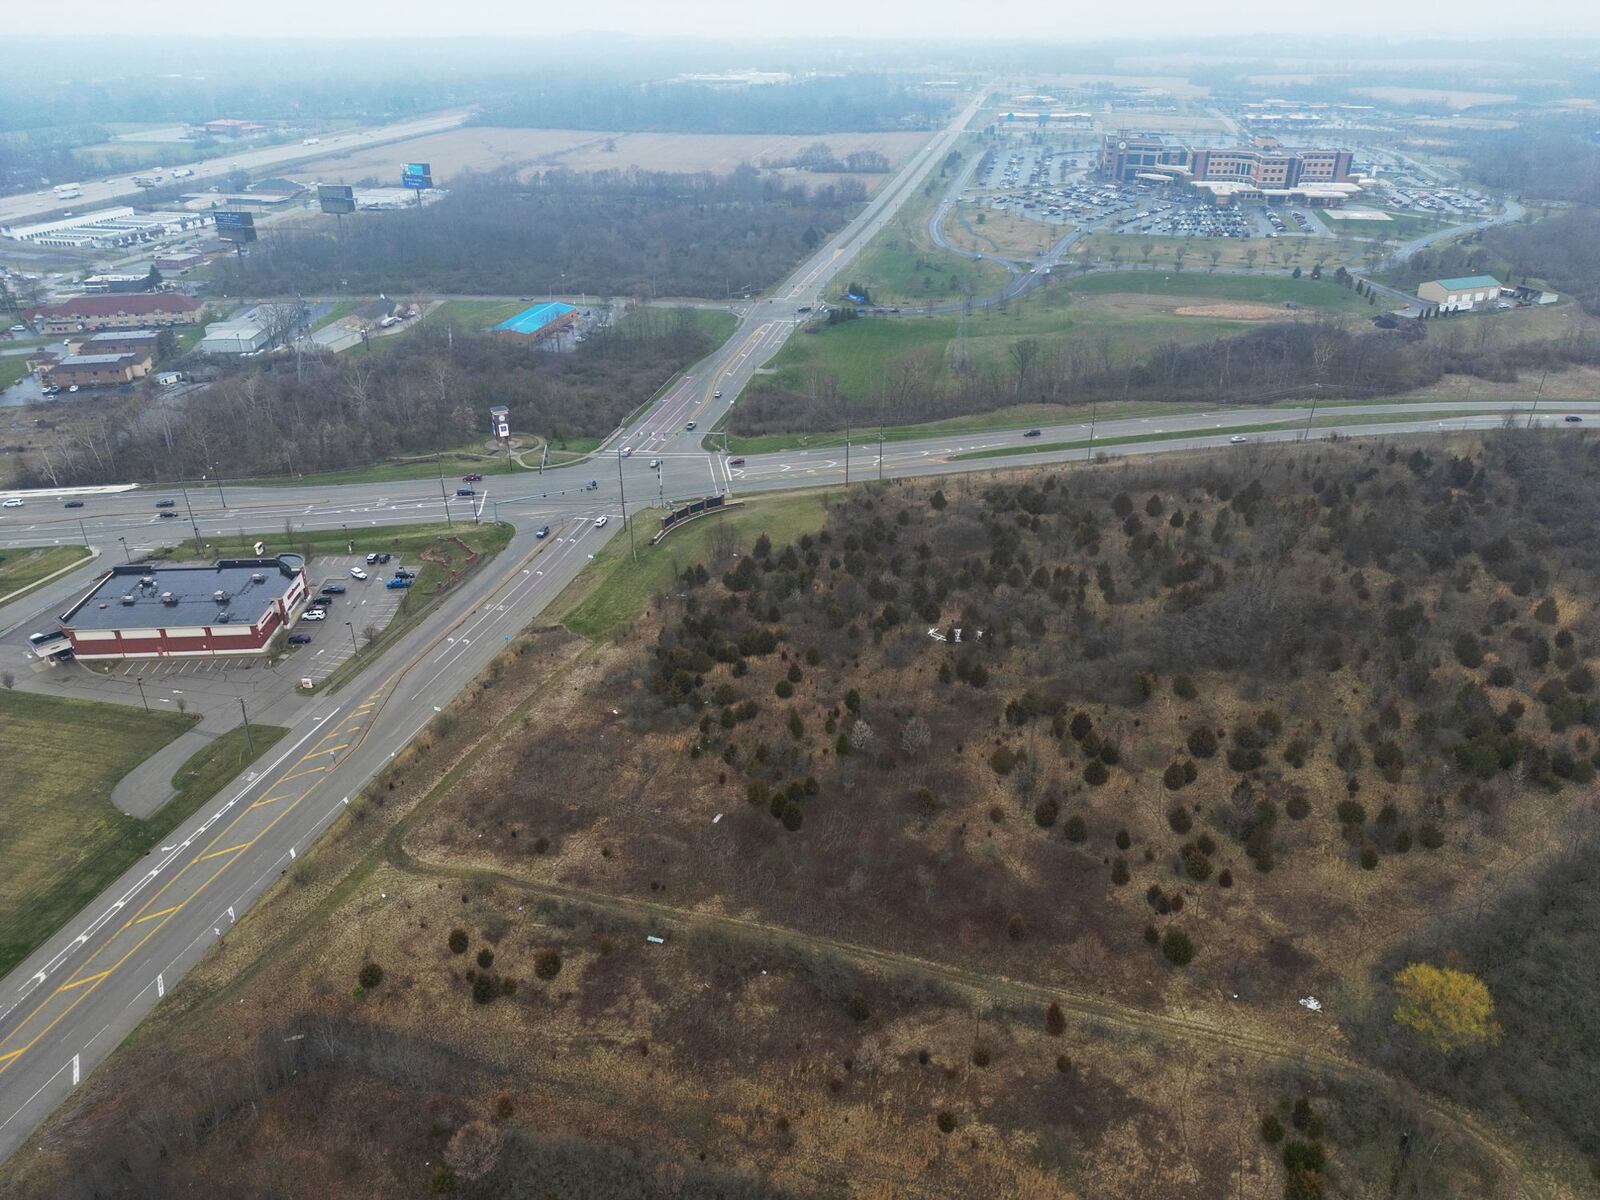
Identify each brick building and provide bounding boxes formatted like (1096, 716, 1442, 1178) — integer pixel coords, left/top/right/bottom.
(27, 294, 204, 335)
(57, 556, 308, 660)
(45, 352, 152, 388)
(1100, 132, 1355, 201)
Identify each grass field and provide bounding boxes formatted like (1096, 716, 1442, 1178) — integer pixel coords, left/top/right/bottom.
(0, 692, 290, 976)
(945, 203, 1065, 258)
(0, 355, 32, 389)
(550, 491, 835, 642)
(749, 269, 1385, 412)
(0, 544, 93, 602)
(1076, 230, 1384, 274)
(844, 178, 1013, 305)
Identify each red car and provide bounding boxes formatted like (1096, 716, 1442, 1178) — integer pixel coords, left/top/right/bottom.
(461, 472, 483, 482)
(728, 457, 746, 466)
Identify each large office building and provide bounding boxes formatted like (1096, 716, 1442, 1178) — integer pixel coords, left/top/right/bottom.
(1100, 132, 1357, 204)
(56, 555, 308, 660)
(27, 294, 205, 335)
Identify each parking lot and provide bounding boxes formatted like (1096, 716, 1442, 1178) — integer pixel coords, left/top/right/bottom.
(284, 554, 408, 683)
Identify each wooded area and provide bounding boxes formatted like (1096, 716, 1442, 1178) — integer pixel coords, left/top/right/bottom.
(14, 307, 714, 485)
(216, 169, 867, 299)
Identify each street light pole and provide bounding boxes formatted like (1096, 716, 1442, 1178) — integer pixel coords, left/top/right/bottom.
(1086, 398, 1098, 462)
(346, 622, 358, 657)
(119, 536, 130, 563)
(135, 676, 148, 712)
(238, 696, 255, 756)
(179, 481, 202, 555)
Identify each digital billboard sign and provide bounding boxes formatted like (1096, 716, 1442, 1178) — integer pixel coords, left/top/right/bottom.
(317, 183, 355, 215)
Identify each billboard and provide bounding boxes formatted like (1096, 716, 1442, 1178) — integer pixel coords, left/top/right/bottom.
(489, 405, 510, 441)
(212, 210, 256, 243)
(401, 162, 433, 191)
(316, 183, 355, 215)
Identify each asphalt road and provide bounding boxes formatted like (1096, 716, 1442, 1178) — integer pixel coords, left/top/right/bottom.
(0, 110, 473, 227)
(0, 84, 1579, 1164)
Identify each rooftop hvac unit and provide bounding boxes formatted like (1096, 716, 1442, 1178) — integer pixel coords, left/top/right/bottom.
(213, 590, 228, 603)
(161, 592, 178, 605)
(140, 576, 156, 589)
(120, 594, 135, 605)
(216, 611, 232, 623)
(250, 572, 266, 584)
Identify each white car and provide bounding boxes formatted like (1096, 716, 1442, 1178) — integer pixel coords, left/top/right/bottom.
(300, 609, 326, 622)
(620, 447, 633, 458)
(714, 389, 722, 399)
(1229, 435, 1248, 444)
(594, 515, 609, 527)
(2, 498, 22, 508)
(349, 567, 369, 580)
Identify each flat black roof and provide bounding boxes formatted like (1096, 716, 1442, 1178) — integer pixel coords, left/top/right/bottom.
(61, 555, 303, 632)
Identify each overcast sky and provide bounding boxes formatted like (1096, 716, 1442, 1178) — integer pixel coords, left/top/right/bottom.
(10, 0, 1593, 39)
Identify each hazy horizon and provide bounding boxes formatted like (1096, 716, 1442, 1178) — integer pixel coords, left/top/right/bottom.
(6, 1, 1596, 41)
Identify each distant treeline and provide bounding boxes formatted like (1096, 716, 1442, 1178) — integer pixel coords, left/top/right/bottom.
(476, 75, 947, 134)
(216, 168, 866, 300)
(729, 316, 1600, 437)
(14, 307, 713, 487)
(1448, 118, 1600, 207)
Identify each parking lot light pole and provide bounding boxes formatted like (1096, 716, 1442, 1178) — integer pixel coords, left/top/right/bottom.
(135, 676, 149, 712)
(346, 622, 358, 657)
(238, 696, 255, 756)
(118, 536, 130, 563)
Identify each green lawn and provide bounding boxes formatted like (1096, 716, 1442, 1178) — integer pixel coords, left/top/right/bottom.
(169, 722, 288, 816)
(310, 300, 357, 332)
(843, 176, 1012, 305)
(0, 355, 32, 389)
(0, 544, 93, 602)
(0, 693, 193, 975)
(551, 491, 836, 642)
(241, 446, 525, 488)
(1064, 270, 1385, 313)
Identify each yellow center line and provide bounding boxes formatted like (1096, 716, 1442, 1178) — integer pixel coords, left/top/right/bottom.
(193, 840, 254, 863)
(54, 970, 111, 994)
(132, 904, 181, 925)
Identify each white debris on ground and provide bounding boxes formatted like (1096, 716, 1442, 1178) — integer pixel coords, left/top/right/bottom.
(1299, 996, 1323, 1012)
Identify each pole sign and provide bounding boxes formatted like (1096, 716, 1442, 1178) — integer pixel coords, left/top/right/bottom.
(316, 183, 355, 214)
(401, 162, 433, 191)
(213, 210, 257, 243)
(489, 405, 510, 440)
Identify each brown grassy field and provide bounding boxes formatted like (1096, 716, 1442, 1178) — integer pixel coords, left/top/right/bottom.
(945, 203, 1066, 258)
(10, 438, 1600, 1197)
(293, 128, 932, 195)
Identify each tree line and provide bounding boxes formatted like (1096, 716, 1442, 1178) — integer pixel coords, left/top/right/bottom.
(216, 168, 868, 300)
(14, 306, 714, 487)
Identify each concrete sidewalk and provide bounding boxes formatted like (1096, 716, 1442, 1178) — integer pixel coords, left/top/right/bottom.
(108, 713, 228, 819)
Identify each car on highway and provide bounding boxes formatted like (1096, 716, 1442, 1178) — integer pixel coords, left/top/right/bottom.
(728, 456, 746, 466)
(536, 525, 550, 538)
(1565, 415, 1584, 423)
(301, 609, 326, 621)
(155, 499, 176, 508)
(385, 576, 412, 589)
(159, 510, 178, 518)
(455, 486, 475, 496)
(287, 633, 314, 646)
(594, 515, 609, 527)
(713, 389, 722, 399)
(1023, 429, 1042, 438)
(350, 567, 369, 580)
(649, 459, 660, 469)
(63, 500, 83, 508)
(685, 421, 697, 430)
(2, 497, 22, 508)
(1229, 435, 1248, 444)
(462, 473, 483, 481)
(620, 447, 633, 458)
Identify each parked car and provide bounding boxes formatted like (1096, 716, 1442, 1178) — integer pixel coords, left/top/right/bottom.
(319, 583, 347, 594)
(365, 552, 379, 564)
(594, 515, 609, 527)
(63, 500, 83, 508)
(394, 566, 416, 579)
(301, 609, 326, 622)
(462, 473, 483, 482)
(385, 576, 412, 589)
(350, 567, 369, 580)
(536, 525, 550, 539)
(287, 633, 313, 646)
(155, 499, 176, 508)
(377, 553, 391, 564)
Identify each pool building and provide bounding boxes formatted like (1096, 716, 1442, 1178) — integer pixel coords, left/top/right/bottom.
(491, 301, 577, 341)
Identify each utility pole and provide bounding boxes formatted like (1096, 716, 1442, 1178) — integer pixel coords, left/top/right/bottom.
(179, 482, 203, 555)
(1086, 398, 1098, 461)
(119, 536, 130, 563)
(1301, 394, 1320, 442)
(616, 449, 636, 562)
(346, 621, 358, 658)
(78, 518, 89, 545)
(844, 413, 851, 487)
(238, 696, 255, 756)
(436, 456, 453, 527)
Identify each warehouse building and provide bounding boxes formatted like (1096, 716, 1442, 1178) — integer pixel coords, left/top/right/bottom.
(199, 318, 271, 355)
(56, 555, 308, 660)
(1417, 275, 1505, 312)
(65, 329, 162, 357)
(45, 352, 152, 388)
(27, 294, 205, 334)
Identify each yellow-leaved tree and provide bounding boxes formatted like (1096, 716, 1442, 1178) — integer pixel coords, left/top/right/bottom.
(1392, 963, 1502, 1053)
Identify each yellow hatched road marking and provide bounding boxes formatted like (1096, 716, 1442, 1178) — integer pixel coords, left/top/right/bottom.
(55, 970, 111, 994)
(194, 841, 253, 863)
(133, 904, 181, 925)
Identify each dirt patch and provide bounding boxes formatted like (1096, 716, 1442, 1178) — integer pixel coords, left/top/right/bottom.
(1172, 302, 1293, 320)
